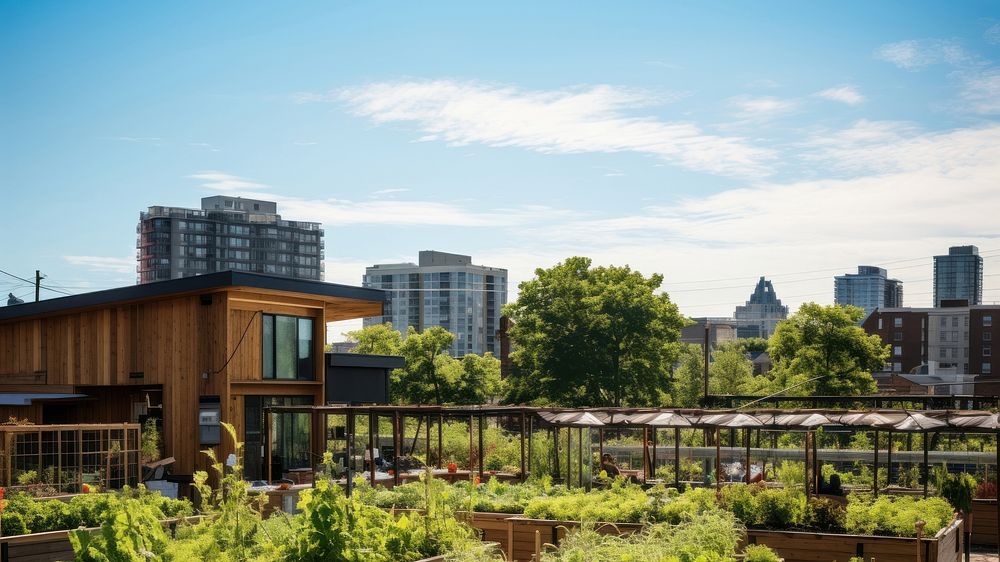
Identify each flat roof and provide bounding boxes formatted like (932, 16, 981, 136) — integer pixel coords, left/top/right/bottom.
(0, 271, 387, 323)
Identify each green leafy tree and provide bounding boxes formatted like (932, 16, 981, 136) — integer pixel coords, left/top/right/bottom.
(456, 353, 506, 404)
(673, 344, 706, 408)
(346, 322, 403, 355)
(393, 326, 455, 404)
(505, 257, 686, 407)
(766, 303, 888, 396)
(709, 347, 754, 396)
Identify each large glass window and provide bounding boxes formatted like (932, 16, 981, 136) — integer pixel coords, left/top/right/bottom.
(263, 314, 314, 380)
(244, 395, 313, 481)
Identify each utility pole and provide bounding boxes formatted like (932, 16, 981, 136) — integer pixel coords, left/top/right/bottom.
(34, 270, 44, 302)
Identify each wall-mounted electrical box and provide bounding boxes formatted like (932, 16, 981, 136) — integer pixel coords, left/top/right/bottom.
(199, 396, 221, 446)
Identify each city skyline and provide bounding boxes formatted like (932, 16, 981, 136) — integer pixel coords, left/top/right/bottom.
(4, 2, 1000, 339)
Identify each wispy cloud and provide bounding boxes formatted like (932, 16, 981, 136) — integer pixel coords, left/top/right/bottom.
(102, 136, 163, 144)
(188, 171, 269, 191)
(815, 85, 865, 105)
(63, 256, 135, 274)
(293, 141, 319, 146)
(875, 39, 972, 70)
(729, 95, 799, 122)
(189, 142, 221, 152)
(371, 188, 411, 197)
(958, 68, 1000, 114)
(986, 23, 1000, 45)
(307, 79, 775, 178)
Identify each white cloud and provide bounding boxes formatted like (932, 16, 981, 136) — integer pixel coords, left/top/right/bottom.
(986, 23, 1000, 45)
(188, 171, 268, 191)
(958, 68, 1000, 114)
(815, 85, 865, 105)
(494, 122, 1000, 313)
(730, 96, 798, 118)
(63, 256, 135, 274)
(371, 188, 411, 197)
(875, 39, 971, 70)
(317, 79, 774, 178)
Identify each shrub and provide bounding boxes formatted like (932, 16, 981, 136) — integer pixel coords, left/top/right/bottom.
(742, 544, 782, 562)
(845, 495, 954, 537)
(802, 497, 845, 532)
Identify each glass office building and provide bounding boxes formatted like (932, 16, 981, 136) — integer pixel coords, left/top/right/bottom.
(834, 265, 903, 318)
(363, 251, 507, 356)
(933, 246, 983, 307)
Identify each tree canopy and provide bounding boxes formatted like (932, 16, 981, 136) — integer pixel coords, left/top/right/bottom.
(345, 323, 505, 405)
(708, 347, 755, 396)
(765, 303, 888, 396)
(504, 256, 686, 407)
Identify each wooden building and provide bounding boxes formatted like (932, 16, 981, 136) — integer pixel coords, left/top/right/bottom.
(0, 271, 386, 479)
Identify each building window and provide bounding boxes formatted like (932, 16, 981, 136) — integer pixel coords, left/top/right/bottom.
(985, 347, 992, 357)
(986, 315, 993, 327)
(984, 362, 992, 374)
(893, 345, 902, 356)
(893, 331, 903, 341)
(263, 314, 314, 380)
(985, 332, 993, 342)
(893, 317, 902, 328)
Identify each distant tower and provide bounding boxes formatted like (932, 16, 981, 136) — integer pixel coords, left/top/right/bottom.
(834, 265, 903, 318)
(933, 246, 982, 306)
(733, 277, 789, 339)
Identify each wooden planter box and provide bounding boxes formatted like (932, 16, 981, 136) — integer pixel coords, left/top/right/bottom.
(503, 517, 644, 562)
(0, 517, 201, 562)
(745, 518, 964, 562)
(972, 498, 997, 546)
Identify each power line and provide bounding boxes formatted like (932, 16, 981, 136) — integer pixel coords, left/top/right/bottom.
(664, 248, 1000, 286)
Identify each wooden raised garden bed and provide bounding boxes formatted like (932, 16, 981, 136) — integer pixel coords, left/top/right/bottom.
(972, 498, 997, 546)
(503, 517, 644, 562)
(0, 517, 202, 562)
(745, 517, 964, 562)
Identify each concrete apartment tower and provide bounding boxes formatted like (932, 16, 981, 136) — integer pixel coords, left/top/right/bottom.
(363, 251, 507, 356)
(733, 277, 789, 339)
(834, 265, 904, 318)
(137, 196, 324, 284)
(933, 245, 983, 307)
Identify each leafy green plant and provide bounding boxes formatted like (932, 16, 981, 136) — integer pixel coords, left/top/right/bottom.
(69, 492, 172, 562)
(934, 467, 975, 514)
(845, 494, 953, 537)
(742, 544, 782, 562)
(141, 418, 162, 463)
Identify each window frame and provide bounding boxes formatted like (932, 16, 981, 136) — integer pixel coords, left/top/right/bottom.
(262, 313, 315, 380)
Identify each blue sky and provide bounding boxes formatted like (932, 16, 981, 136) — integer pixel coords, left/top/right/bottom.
(3, 1, 1000, 336)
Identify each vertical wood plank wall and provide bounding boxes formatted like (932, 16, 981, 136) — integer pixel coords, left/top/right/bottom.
(0, 288, 365, 476)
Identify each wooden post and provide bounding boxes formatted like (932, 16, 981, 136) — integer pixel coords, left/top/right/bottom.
(578, 426, 584, 489)
(392, 412, 400, 487)
(437, 414, 443, 469)
(715, 428, 721, 491)
(566, 427, 572, 488)
(425, 413, 430, 469)
(519, 411, 527, 481)
(469, 415, 474, 474)
(368, 412, 376, 487)
(813, 428, 819, 494)
(478, 414, 485, 481)
(805, 432, 811, 499)
(745, 428, 751, 484)
(104, 429, 111, 490)
(651, 427, 658, 480)
(527, 415, 533, 476)
(873, 430, 879, 497)
(915, 520, 926, 562)
(674, 427, 681, 488)
(552, 426, 560, 481)
(598, 427, 604, 470)
(923, 431, 929, 498)
(642, 427, 649, 484)
(76, 429, 82, 492)
(887, 430, 893, 487)
(345, 410, 354, 496)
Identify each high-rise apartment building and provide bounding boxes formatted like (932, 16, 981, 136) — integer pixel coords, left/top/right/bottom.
(933, 245, 983, 307)
(732, 277, 789, 339)
(834, 265, 904, 318)
(363, 251, 507, 356)
(137, 196, 324, 284)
